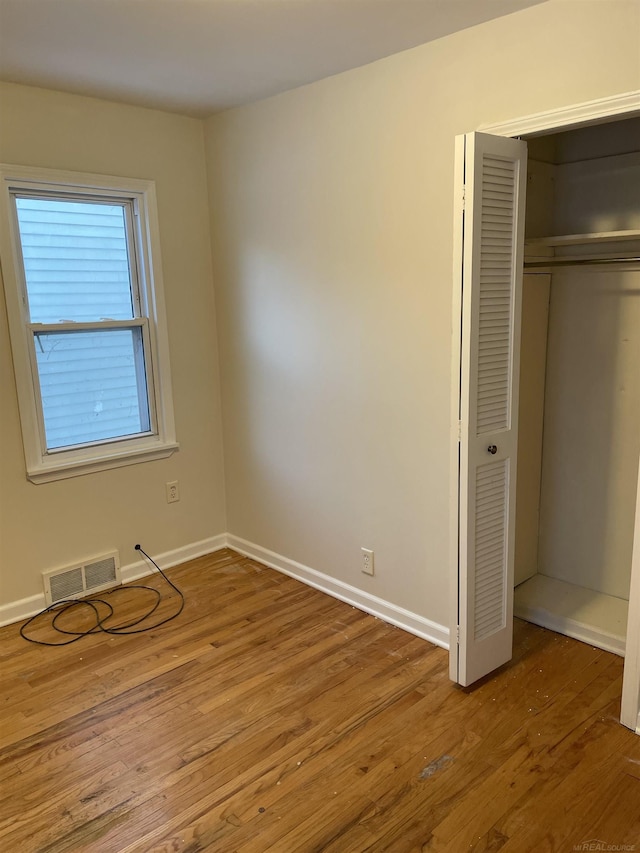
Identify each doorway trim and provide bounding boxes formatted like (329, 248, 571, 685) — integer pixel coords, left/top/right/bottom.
(451, 89, 640, 732)
(480, 90, 640, 138)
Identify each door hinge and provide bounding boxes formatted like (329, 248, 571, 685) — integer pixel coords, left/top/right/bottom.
(461, 186, 466, 209)
(456, 625, 460, 645)
(457, 420, 462, 441)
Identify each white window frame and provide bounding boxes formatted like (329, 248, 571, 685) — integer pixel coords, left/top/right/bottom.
(0, 164, 178, 483)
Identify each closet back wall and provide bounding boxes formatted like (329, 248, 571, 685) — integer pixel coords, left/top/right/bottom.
(539, 268, 640, 599)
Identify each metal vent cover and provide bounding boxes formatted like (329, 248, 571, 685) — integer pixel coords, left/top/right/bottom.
(42, 551, 121, 605)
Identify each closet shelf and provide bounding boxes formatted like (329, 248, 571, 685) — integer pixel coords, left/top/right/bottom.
(526, 229, 640, 247)
(524, 230, 640, 268)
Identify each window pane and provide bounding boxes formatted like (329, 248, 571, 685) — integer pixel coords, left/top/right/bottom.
(15, 197, 134, 323)
(34, 329, 150, 450)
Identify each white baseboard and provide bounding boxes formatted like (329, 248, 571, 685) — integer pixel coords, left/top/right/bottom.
(0, 534, 227, 628)
(226, 534, 449, 649)
(121, 535, 228, 584)
(3, 532, 449, 652)
(514, 601, 626, 657)
(514, 574, 627, 657)
(0, 592, 46, 629)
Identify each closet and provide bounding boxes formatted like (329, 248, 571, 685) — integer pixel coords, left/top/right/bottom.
(513, 117, 640, 655)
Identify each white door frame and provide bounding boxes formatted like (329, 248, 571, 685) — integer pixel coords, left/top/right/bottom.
(621, 458, 640, 733)
(451, 90, 640, 731)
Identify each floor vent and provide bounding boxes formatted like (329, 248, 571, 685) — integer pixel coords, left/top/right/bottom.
(43, 552, 121, 606)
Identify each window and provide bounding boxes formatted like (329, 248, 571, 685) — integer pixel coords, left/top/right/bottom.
(0, 166, 177, 482)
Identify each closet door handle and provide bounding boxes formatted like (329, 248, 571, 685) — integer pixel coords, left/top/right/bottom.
(487, 445, 498, 455)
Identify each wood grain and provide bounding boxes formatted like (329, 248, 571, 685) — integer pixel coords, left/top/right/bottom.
(0, 548, 638, 852)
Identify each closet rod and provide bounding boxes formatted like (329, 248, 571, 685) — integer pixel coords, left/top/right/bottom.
(525, 257, 640, 269)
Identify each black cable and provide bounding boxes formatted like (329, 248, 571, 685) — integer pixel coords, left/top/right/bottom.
(20, 544, 185, 646)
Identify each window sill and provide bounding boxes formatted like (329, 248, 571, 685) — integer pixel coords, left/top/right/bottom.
(27, 441, 180, 484)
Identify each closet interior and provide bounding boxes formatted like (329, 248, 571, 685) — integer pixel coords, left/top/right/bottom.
(513, 116, 640, 655)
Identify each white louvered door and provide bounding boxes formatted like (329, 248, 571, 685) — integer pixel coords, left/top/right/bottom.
(452, 132, 527, 686)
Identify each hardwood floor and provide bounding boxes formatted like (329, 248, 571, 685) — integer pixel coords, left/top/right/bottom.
(1, 548, 638, 852)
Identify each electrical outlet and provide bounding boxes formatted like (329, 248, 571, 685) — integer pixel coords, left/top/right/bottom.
(166, 481, 180, 503)
(361, 547, 374, 576)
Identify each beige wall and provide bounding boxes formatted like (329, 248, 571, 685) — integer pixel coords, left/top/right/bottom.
(0, 83, 226, 606)
(205, 0, 640, 624)
(1, 0, 638, 627)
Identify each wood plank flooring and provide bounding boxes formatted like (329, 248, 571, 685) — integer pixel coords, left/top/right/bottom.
(1, 548, 638, 852)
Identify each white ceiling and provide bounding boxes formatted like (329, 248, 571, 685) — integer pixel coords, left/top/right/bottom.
(0, 0, 547, 117)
